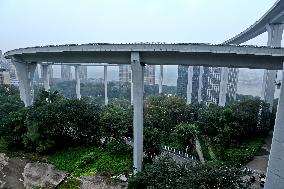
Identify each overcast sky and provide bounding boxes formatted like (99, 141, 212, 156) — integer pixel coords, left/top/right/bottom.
(0, 0, 277, 51)
(0, 0, 281, 93)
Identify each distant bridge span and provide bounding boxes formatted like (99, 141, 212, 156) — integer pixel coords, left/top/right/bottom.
(224, 0, 284, 45)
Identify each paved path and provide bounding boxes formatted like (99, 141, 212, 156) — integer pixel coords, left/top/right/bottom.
(246, 131, 273, 189)
(195, 139, 205, 164)
(0, 154, 26, 189)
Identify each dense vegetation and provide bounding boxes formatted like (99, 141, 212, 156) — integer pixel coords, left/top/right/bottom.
(0, 84, 275, 188)
(50, 81, 177, 104)
(129, 156, 251, 189)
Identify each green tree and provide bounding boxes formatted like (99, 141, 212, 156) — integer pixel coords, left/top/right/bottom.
(143, 127, 162, 163)
(25, 90, 102, 153)
(100, 103, 132, 142)
(0, 84, 24, 123)
(173, 123, 197, 151)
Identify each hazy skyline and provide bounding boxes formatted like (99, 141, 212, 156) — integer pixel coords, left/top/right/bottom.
(1, 0, 282, 95)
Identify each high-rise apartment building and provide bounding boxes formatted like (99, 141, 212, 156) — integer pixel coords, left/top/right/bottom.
(0, 68, 11, 85)
(0, 50, 18, 85)
(61, 65, 72, 81)
(119, 65, 155, 85)
(177, 65, 239, 105)
(79, 66, 87, 82)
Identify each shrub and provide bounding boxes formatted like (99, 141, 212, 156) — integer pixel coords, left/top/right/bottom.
(105, 141, 132, 156)
(216, 138, 263, 166)
(0, 108, 27, 149)
(25, 91, 102, 153)
(129, 156, 251, 189)
(198, 99, 272, 148)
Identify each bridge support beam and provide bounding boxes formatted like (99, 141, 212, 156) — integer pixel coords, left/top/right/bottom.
(41, 64, 50, 91)
(187, 66, 193, 104)
(131, 52, 144, 174)
(261, 24, 284, 110)
(198, 66, 204, 103)
(104, 65, 108, 105)
(159, 65, 163, 94)
(75, 65, 81, 99)
(13, 61, 37, 107)
(265, 63, 284, 188)
(219, 67, 229, 106)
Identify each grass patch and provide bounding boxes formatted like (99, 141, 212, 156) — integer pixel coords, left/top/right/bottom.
(215, 138, 264, 166)
(48, 145, 132, 176)
(58, 178, 81, 189)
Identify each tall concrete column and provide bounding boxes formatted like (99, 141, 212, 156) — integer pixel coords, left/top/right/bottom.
(261, 24, 284, 110)
(265, 63, 284, 189)
(131, 52, 144, 174)
(75, 65, 81, 99)
(13, 60, 37, 107)
(130, 66, 134, 105)
(159, 65, 163, 94)
(104, 65, 108, 105)
(198, 66, 204, 103)
(187, 66, 193, 104)
(41, 64, 50, 91)
(219, 67, 229, 106)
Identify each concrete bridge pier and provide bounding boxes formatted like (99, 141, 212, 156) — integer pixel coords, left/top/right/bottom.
(265, 62, 284, 188)
(13, 61, 37, 107)
(104, 65, 108, 105)
(262, 24, 284, 111)
(41, 64, 50, 91)
(187, 66, 193, 104)
(198, 66, 204, 103)
(219, 67, 229, 106)
(74, 65, 81, 99)
(130, 67, 134, 105)
(159, 65, 163, 94)
(131, 52, 144, 174)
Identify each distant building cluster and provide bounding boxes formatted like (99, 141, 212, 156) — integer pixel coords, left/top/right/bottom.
(177, 65, 238, 105)
(119, 65, 155, 85)
(0, 50, 18, 85)
(61, 65, 72, 81)
(61, 65, 87, 82)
